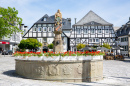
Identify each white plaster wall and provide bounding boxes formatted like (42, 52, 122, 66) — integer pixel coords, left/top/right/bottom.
(47, 38, 54, 44)
(63, 31, 71, 37)
(63, 37, 67, 52)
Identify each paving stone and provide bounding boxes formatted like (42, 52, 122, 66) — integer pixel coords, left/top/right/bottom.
(0, 55, 130, 86)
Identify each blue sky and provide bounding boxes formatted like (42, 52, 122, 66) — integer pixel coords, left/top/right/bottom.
(0, 0, 130, 29)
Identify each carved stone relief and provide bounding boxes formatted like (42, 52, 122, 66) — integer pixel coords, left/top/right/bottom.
(63, 65, 72, 75)
(48, 65, 59, 76)
(77, 65, 82, 74)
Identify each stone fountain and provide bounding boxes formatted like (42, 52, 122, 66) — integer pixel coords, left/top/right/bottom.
(15, 10, 103, 82)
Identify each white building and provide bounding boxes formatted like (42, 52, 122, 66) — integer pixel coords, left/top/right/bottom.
(23, 11, 116, 52)
(70, 11, 116, 51)
(116, 18, 130, 57)
(23, 14, 71, 52)
(0, 24, 28, 53)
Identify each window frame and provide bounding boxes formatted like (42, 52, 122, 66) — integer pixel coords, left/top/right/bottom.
(43, 27, 47, 32)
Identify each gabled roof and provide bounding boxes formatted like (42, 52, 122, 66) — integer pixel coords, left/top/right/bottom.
(74, 10, 112, 26)
(35, 14, 54, 24)
(35, 14, 71, 29)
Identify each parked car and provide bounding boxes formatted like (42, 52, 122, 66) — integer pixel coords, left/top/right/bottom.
(2, 50, 13, 55)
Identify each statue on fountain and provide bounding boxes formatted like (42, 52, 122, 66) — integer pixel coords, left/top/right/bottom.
(53, 9, 63, 52)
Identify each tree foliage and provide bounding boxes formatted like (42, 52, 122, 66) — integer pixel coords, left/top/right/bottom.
(0, 7, 22, 38)
(76, 43, 86, 50)
(18, 38, 42, 49)
(18, 39, 27, 49)
(102, 43, 111, 49)
(48, 43, 54, 49)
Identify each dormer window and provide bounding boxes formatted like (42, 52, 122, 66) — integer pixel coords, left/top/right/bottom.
(43, 18, 47, 21)
(91, 22, 94, 25)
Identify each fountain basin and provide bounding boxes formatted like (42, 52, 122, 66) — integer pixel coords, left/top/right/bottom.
(15, 57, 103, 82)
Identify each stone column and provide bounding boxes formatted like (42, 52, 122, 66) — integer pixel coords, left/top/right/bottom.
(53, 9, 63, 52)
(53, 32, 63, 52)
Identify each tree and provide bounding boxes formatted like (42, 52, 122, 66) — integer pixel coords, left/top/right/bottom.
(102, 43, 111, 49)
(76, 43, 86, 50)
(0, 7, 22, 39)
(26, 38, 42, 49)
(48, 43, 54, 49)
(18, 38, 42, 50)
(18, 39, 27, 49)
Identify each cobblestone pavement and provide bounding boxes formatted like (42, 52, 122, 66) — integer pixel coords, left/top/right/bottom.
(0, 55, 130, 86)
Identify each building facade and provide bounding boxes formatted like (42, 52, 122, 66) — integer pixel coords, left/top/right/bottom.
(0, 24, 27, 53)
(23, 11, 116, 52)
(69, 11, 116, 51)
(23, 14, 71, 52)
(116, 18, 130, 57)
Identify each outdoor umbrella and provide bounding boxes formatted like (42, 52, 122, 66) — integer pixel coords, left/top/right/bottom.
(80, 47, 96, 51)
(111, 46, 123, 50)
(97, 47, 109, 52)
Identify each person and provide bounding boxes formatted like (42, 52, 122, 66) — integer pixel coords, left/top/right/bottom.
(2, 49, 3, 53)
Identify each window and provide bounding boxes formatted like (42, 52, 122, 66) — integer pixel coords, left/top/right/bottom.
(121, 46, 128, 51)
(107, 39, 109, 42)
(43, 38, 47, 42)
(43, 24, 46, 26)
(38, 24, 41, 27)
(105, 26, 109, 29)
(38, 28, 41, 31)
(89, 38, 99, 43)
(89, 39, 92, 42)
(106, 29, 109, 33)
(91, 26, 94, 29)
(40, 39, 41, 42)
(77, 26, 80, 28)
(44, 18, 47, 21)
(93, 39, 95, 42)
(120, 30, 121, 34)
(96, 39, 99, 42)
(121, 37, 128, 42)
(98, 26, 102, 29)
(48, 27, 52, 32)
(48, 24, 52, 27)
(91, 29, 95, 33)
(24, 29, 26, 34)
(84, 29, 87, 34)
(76, 38, 80, 43)
(77, 29, 81, 34)
(43, 27, 47, 32)
(33, 28, 37, 31)
(84, 26, 87, 28)
(98, 29, 102, 33)
(62, 22, 65, 25)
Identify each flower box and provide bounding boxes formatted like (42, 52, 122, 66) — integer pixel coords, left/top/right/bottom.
(61, 56, 77, 60)
(43, 56, 60, 61)
(77, 56, 89, 60)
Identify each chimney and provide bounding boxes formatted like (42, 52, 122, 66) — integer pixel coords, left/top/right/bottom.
(21, 24, 24, 31)
(75, 18, 77, 24)
(67, 18, 71, 23)
(24, 26, 28, 34)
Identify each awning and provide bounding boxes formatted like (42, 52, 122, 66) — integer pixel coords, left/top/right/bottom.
(0, 41, 10, 44)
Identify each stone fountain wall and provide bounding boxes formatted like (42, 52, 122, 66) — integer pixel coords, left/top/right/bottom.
(15, 60, 103, 82)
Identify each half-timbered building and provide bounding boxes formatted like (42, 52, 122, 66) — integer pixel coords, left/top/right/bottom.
(116, 18, 130, 57)
(23, 14, 71, 52)
(70, 11, 116, 51)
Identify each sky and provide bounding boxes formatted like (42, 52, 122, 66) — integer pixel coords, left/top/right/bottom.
(0, 0, 130, 29)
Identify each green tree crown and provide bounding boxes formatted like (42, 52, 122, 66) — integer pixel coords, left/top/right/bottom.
(0, 7, 22, 38)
